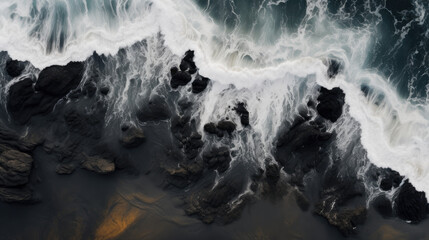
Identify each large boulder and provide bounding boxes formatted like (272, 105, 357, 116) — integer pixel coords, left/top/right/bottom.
(394, 181, 428, 223)
(316, 87, 345, 122)
(0, 148, 33, 187)
(5, 59, 26, 77)
(170, 71, 192, 89)
(35, 62, 85, 96)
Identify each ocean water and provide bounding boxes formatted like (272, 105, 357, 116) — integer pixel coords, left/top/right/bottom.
(0, 0, 428, 237)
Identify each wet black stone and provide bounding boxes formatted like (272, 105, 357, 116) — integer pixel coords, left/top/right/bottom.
(204, 123, 218, 134)
(5, 59, 25, 77)
(192, 76, 210, 93)
(203, 146, 231, 173)
(316, 87, 345, 122)
(170, 71, 192, 89)
(372, 195, 392, 218)
(234, 102, 250, 126)
(217, 120, 236, 134)
(394, 181, 428, 223)
(35, 62, 85, 96)
(100, 86, 110, 95)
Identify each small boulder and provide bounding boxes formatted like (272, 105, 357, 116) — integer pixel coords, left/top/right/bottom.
(0, 187, 32, 203)
(81, 155, 115, 174)
(234, 102, 250, 126)
(217, 120, 236, 134)
(56, 163, 76, 175)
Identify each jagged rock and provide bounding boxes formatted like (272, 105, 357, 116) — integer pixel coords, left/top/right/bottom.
(0, 187, 32, 203)
(0, 148, 33, 187)
(316, 87, 345, 122)
(203, 146, 231, 173)
(315, 206, 367, 236)
(394, 181, 428, 223)
(234, 102, 250, 126)
(217, 120, 236, 134)
(119, 126, 145, 148)
(180, 50, 197, 74)
(192, 76, 210, 93)
(170, 71, 192, 89)
(81, 155, 115, 174)
(56, 163, 76, 175)
(372, 195, 392, 218)
(5, 59, 25, 77)
(185, 178, 245, 224)
(137, 94, 171, 122)
(35, 62, 85, 96)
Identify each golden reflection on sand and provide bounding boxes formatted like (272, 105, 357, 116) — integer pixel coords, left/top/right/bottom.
(370, 225, 408, 240)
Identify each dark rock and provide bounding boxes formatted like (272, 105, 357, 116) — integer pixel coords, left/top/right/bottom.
(35, 62, 85, 96)
(83, 81, 97, 98)
(217, 120, 236, 134)
(394, 181, 428, 223)
(137, 94, 171, 122)
(64, 106, 105, 139)
(56, 163, 76, 175)
(327, 59, 342, 78)
(100, 86, 110, 95)
(5, 59, 25, 77)
(316, 206, 367, 236)
(0, 148, 33, 187)
(0, 187, 32, 203)
(234, 102, 250, 126)
(170, 66, 179, 76)
(316, 87, 345, 122)
(192, 76, 210, 93)
(0, 124, 42, 153)
(379, 169, 403, 191)
(81, 155, 115, 174)
(203, 146, 231, 173)
(170, 71, 192, 89)
(204, 123, 218, 135)
(380, 179, 393, 191)
(265, 162, 280, 186)
(119, 126, 145, 148)
(372, 195, 392, 218)
(180, 50, 198, 74)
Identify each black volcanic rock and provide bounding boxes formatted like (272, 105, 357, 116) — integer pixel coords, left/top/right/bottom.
(379, 169, 403, 191)
(203, 146, 231, 173)
(372, 195, 392, 218)
(316, 87, 345, 122)
(234, 102, 250, 126)
(394, 181, 428, 223)
(5, 59, 25, 77)
(192, 76, 210, 93)
(119, 126, 145, 148)
(217, 120, 236, 134)
(180, 50, 198, 74)
(170, 71, 192, 89)
(35, 62, 85, 96)
(137, 94, 171, 122)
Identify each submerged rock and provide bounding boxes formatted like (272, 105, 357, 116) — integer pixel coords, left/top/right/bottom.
(137, 94, 171, 122)
(180, 50, 198, 74)
(56, 163, 76, 175)
(119, 126, 145, 148)
(394, 181, 428, 223)
(316, 206, 367, 236)
(81, 155, 115, 174)
(0, 148, 33, 187)
(5, 59, 26, 77)
(217, 120, 236, 134)
(316, 87, 345, 122)
(0, 187, 32, 203)
(372, 195, 393, 218)
(203, 146, 231, 173)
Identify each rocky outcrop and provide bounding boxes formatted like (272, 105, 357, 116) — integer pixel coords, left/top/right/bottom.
(203, 146, 231, 173)
(234, 102, 250, 126)
(316, 87, 345, 122)
(0, 148, 33, 187)
(5, 59, 26, 77)
(7, 62, 85, 124)
(394, 181, 428, 223)
(119, 126, 145, 148)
